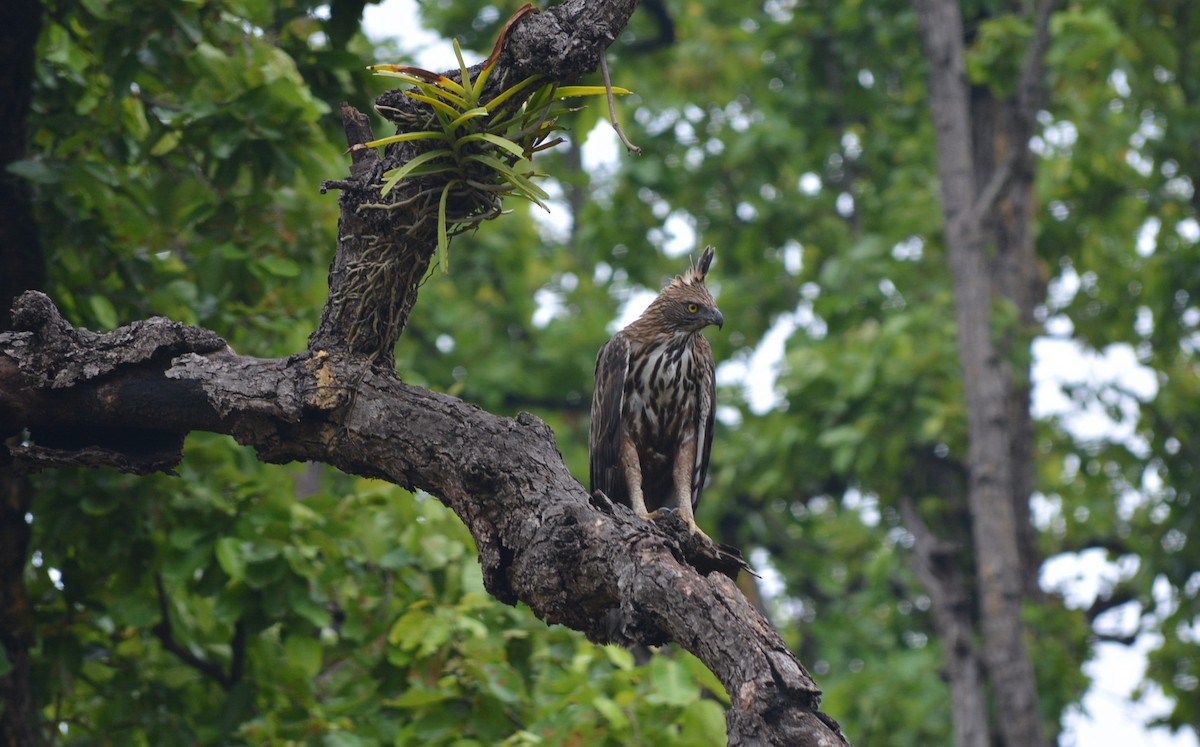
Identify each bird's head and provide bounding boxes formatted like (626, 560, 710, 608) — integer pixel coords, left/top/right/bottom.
(644, 246, 724, 334)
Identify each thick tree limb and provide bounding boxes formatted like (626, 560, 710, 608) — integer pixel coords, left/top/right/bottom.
(312, 0, 642, 363)
(0, 291, 847, 745)
(0, 0, 850, 741)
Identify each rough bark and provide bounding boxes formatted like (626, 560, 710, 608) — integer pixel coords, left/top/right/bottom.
(309, 0, 642, 363)
(0, 291, 847, 746)
(912, 0, 1054, 745)
(0, 0, 44, 745)
(901, 498, 988, 747)
(0, 0, 849, 743)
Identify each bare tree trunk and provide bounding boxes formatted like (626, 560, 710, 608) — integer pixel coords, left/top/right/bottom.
(912, 0, 1053, 745)
(0, 0, 44, 744)
(0, 473, 37, 747)
(901, 498, 988, 747)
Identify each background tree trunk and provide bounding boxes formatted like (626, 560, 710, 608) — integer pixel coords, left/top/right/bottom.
(912, 0, 1056, 744)
(0, 0, 44, 744)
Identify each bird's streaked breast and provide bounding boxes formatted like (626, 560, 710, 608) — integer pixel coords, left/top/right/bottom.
(624, 337, 699, 447)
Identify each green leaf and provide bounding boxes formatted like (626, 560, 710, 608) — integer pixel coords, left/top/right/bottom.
(602, 645, 635, 671)
(6, 158, 61, 184)
(556, 85, 632, 97)
(461, 132, 528, 160)
(645, 658, 699, 707)
(482, 75, 544, 112)
(464, 153, 548, 204)
(284, 635, 323, 679)
(361, 131, 447, 150)
(677, 699, 726, 744)
(448, 107, 489, 130)
(385, 688, 454, 708)
(257, 255, 300, 277)
(149, 131, 182, 156)
(471, 59, 496, 103)
(593, 696, 630, 730)
(437, 180, 453, 274)
(214, 537, 246, 582)
(368, 66, 468, 99)
(453, 37, 473, 97)
(404, 90, 467, 120)
(380, 149, 453, 196)
(80, 491, 123, 516)
(88, 294, 119, 330)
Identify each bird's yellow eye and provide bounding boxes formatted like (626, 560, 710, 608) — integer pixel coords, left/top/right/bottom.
(687, 303, 699, 313)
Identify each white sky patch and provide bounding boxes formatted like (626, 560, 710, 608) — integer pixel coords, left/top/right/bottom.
(1031, 339, 1157, 445)
(532, 287, 565, 328)
(1062, 637, 1193, 747)
(843, 488, 880, 527)
(841, 130, 862, 160)
(1137, 217, 1162, 257)
(1110, 68, 1132, 98)
(1177, 218, 1199, 243)
(749, 547, 787, 597)
(530, 177, 571, 243)
(581, 123, 620, 175)
(1048, 264, 1082, 308)
(662, 210, 698, 257)
(782, 240, 803, 275)
(1031, 335, 1192, 747)
(610, 288, 657, 332)
(717, 314, 796, 413)
(1041, 548, 1126, 609)
(892, 235, 924, 261)
(362, 0, 458, 70)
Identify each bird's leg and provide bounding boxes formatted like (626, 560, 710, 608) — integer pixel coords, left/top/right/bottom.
(648, 438, 713, 544)
(619, 431, 651, 519)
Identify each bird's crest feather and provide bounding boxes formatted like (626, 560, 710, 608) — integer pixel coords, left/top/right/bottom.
(672, 245, 716, 288)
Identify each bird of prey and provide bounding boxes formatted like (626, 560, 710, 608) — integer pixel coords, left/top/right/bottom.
(589, 246, 723, 540)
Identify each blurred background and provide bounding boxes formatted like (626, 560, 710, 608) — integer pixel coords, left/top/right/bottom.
(3, 0, 1198, 744)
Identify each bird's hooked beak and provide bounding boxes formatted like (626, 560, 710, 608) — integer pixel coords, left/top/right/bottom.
(710, 307, 725, 330)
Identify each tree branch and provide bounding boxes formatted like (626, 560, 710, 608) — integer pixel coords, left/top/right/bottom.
(0, 1, 851, 741)
(899, 497, 989, 747)
(313, 0, 643, 363)
(0, 291, 848, 745)
(151, 575, 246, 691)
(1015, 0, 1059, 131)
(967, 0, 1059, 225)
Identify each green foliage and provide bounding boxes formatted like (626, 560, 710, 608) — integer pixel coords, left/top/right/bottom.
(26, 0, 346, 351)
(966, 15, 1033, 96)
(19, 0, 1200, 743)
(364, 39, 627, 271)
(19, 1, 720, 744)
(30, 440, 725, 744)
